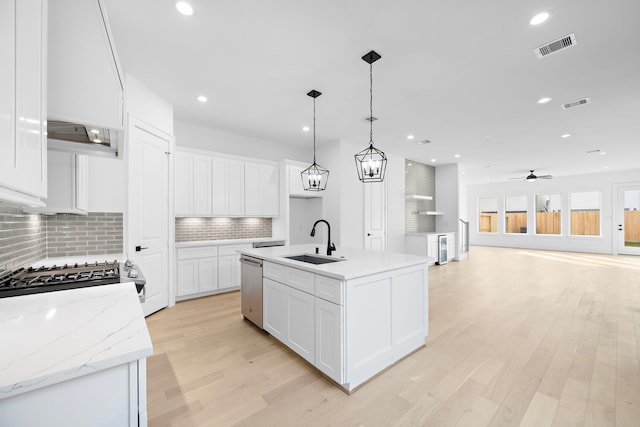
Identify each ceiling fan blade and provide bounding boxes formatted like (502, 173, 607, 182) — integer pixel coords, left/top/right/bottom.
(538, 175, 553, 179)
(509, 177, 525, 180)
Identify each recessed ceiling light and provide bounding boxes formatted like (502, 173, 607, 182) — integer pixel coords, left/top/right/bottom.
(530, 12, 550, 26)
(197, 95, 207, 103)
(603, 166, 609, 169)
(454, 154, 461, 158)
(600, 151, 607, 155)
(537, 97, 552, 104)
(431, 158, 436, 162)
(408, 162, 413, 166)
(175, 1, 193, 15)
(92, 138, 102, 144)
(302, 126, 310, 132)
(561, 133, 571, 138)
(407, 134, 414, 140)
(461, 171, 466, 175)
(89, 129, 100, 134)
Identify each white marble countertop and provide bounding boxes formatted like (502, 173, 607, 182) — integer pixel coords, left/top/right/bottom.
(175, 237, 286, 248)
(238, 244, 432, 280)
(0, 283, 152, 400)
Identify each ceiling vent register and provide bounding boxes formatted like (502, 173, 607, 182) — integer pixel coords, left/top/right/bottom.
(562, 97, 591, 109)
(535, 33, 577, 58)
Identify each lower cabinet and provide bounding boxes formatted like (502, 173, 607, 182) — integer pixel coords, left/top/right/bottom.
(315, 297, 344, 383)
(176, 243, 251, 300)
(176, 247, 218, 297)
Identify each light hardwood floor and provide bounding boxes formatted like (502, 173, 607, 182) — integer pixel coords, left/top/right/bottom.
(145, 246, 640, 426)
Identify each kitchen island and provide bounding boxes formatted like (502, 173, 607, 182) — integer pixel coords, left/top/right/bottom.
(0, 282, 152, 427)
(239, 244, 431, 392)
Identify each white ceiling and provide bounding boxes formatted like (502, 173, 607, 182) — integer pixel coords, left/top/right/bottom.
(103, 0, 640, 185)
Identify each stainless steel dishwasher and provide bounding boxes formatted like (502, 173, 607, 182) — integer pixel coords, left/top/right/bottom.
(240, 255, 264, 328)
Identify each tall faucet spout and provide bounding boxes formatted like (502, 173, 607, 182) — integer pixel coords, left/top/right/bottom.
(311, 219, 335, 256)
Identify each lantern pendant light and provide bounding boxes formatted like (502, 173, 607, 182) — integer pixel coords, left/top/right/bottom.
(301, 89, 329, 191)
(355, 50, 387, 183)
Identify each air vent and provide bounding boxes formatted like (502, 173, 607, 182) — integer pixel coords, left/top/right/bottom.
(562, 97, 591, 109)
(364, 116, 378, 122)
(535, 33, 577, 58)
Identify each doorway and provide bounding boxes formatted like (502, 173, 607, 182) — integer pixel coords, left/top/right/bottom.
(617, 185, 640, 255)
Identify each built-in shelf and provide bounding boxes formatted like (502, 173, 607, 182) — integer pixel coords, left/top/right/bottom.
(412, 211, 444, 216)
(405, 194, 433, 201)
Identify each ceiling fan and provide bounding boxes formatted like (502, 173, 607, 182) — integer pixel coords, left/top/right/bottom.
(510, 170, 553, 181)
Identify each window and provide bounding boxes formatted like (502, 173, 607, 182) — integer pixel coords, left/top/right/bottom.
(535, 194, 561, 235)
(570, 191, 600, 236)
(478, 197, 498, 233)
(505, 195, 528, 234)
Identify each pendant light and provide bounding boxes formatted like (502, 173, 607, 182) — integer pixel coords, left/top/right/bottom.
(301, 89, 329, 191)
(355, 50, 387, 183)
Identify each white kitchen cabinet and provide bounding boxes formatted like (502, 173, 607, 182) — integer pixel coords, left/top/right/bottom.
(174, 151, 212, 216)
(288, 164, 306, 197)
(176, 247, 218, 297)
(245, 162, 279, 216)
(228, 159, 245, 215)
(262, 276, 315, 364)
(25, 151, 88, 214)
(211, 157, 229, 215)
(315, 297, 344, 383)
(0, 0, 47, 204)
(193, 155, 213, 215)
(174, 151, 193, 215)
(218, 244, 249, 290)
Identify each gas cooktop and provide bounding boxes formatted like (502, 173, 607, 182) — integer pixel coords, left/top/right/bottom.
(0, 261, 144, 298)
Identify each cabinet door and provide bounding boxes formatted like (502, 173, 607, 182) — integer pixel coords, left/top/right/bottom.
(228, 160, 244, 216)
(174, 152, 193, 215)
(286, 286, 315, 364)
(260, 164, 279, 216)
(16, 0, 46, 197)
(75, 155, 89, 212)
(218, 254, 238, 289)
(244, 162, 261, 215)
(288, 165, 306, 197)
(263, 278, 287, 342)
(0, 0, 16, 189)
(315, 298, 344, 383)
(198, 257, 218, 292)
(176, 259, 198, 296)
(211, 157, 229, 215)
(192, 155, 212, 215)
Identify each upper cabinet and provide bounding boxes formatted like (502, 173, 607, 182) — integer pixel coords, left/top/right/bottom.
(0, 0, 48, 205)
(174, 148, 279, 218)
(47, 0, 125, 157)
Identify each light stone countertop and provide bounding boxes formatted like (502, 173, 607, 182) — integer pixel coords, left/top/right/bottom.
(238, 244, 432, 280)
(0, 283, 152, 400)
(175, 237, 286, 248)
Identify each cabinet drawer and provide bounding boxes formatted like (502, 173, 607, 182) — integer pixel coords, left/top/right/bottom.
(286, 268, 315, 295)
(177, 246, 218, 260)
(219, 244, 251, 256)
(315, 275, 343, 305)
(263, 261, 286, 283)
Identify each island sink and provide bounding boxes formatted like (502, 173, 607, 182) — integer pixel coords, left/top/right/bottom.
(284, 254, 344, 265)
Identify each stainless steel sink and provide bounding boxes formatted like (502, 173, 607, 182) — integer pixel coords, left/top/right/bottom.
(284, 254, 345, 265)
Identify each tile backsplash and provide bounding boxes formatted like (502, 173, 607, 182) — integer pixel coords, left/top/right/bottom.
(175, 217, 272, 242)
(0, 204, 123, 270)
(46, 213, 123, 257)
(405, 160, 436, 233)
(0, 203, 46, 271)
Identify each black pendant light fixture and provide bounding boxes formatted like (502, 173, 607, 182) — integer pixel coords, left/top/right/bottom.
(355, 50, 387, 183)
(301, 89, 329, 191)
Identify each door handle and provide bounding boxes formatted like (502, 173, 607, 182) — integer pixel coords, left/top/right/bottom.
(618, 224, 623, 231)
(367, 233, 372, 236)
(135, 245, 149, 252)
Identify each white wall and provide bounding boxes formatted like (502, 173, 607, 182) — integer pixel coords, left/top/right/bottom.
(125, 74, 174, 135)
(467, 168, 640, 254)
(174, 120, 307, 162)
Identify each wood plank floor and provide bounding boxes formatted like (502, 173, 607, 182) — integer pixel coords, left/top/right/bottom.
(145, 246, 640, 426)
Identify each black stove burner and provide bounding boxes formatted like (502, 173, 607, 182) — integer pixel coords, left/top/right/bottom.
(0, 261, 121, 298)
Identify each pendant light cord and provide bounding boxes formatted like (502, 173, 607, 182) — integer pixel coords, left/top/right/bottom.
(313, 96, 317, 163)
(369, 62, 374, 146)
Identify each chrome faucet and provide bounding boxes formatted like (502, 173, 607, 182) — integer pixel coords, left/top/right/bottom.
(310, 219, 336, 256)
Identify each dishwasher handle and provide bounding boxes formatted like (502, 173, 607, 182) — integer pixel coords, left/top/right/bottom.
(240, 256, 263, 268)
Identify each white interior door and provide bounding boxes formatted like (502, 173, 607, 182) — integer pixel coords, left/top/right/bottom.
(617, 185, 640, 256)
(364, 181, 387, 251)
(129, 121, 171, 316)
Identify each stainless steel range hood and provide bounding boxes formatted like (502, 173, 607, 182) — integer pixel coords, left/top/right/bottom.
(47, 0, 125, 158)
